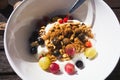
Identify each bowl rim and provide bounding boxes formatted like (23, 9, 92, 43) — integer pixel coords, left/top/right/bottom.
(4, 0, 120, 80)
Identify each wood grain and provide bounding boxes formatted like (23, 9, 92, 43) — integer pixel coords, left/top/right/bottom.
(104, 0, 120, 8)
(0, 35, 4, 49)
(113, 9, 120, 22)
(0, 74, 21, 80)
(0, 51, 14, 73)
(106, 60, 120, 80)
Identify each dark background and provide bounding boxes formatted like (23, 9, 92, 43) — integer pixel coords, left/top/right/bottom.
(0, 0, 120, 80)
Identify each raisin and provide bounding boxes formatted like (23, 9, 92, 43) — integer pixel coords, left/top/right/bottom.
(78, 34, 86, 43)
(75, 29, 82, 37)
(64, 30, 73, 38)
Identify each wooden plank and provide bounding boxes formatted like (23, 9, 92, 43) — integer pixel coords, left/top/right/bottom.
(0, 50, 21, 80)
(0, 51, 14, 73)
(0, 74, 21, 80)
(104, 0, 120, 8)
(106, 59, 120, 80)
(113, 9, 120, 22)
(0, 35, 4, 49)
(0, 0, 119, 80)
(9, 0, 22, 6)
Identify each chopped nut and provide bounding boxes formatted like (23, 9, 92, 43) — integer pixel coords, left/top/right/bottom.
(62, 54, 69, 58)
(58, 35, 64, 40)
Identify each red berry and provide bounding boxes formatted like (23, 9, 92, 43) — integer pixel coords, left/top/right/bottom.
(65, 63, 75, 75)
(59, 19, 63, 24)
(85, 41, 92, 48)
(49, 63, 60, 74)
(65, 44, 75, 57)
(63, 17, 68, 22)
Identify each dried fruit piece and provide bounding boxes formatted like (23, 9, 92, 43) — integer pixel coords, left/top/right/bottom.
(78, 34, 86, 43)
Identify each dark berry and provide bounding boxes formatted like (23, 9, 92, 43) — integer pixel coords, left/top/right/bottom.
(52, 38, 62, 49)
(75, 60, 84, 69)
(52, 50, 61, 57)
(51, 16, 60, 22)
(68, 15, 73, 20)
(43, 16, 50, 22)
(75, 30, 82, 37)
(29, 31, 39, 43)
(38, 20, 46, 27)
(37, 37, 44, 45)
(30, 46, 37, 54)
(32, 31, 39, 36)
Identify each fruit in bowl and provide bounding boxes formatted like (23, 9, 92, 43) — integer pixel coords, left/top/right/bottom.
(29, 15, 97, 74)
(4, 0, 97, 80)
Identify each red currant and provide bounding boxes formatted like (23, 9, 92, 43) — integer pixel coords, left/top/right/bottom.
(85, 41, 92, 48)
(63, 17, 68, 22)
(59, 19, 63, 24)
(65, 63, 75, 75)
(65, 44, 75, 57)
(49, 63, 60, 74)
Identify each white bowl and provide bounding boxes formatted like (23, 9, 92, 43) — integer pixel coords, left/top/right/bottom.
(4, 0, 120, 80)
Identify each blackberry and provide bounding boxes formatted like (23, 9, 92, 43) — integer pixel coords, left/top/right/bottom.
(29, 31, 39, 43)
(30, 46, 37, 54)
(75, 60, 84, 69)
(37, 37, 44, 45)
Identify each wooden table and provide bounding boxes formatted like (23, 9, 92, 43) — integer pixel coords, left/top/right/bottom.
(0, 0, 120, 80)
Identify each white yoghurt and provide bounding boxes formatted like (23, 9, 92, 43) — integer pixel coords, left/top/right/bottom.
(36, 45, 48, 59)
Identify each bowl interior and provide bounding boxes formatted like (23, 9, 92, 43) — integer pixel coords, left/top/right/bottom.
(5, 0, 92, 62)
(4, 0, 96, 80)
